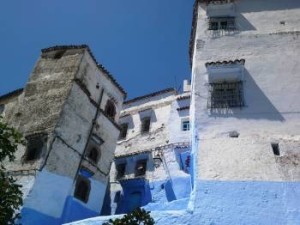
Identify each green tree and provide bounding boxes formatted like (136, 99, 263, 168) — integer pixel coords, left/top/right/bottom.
(0, 117, 24, 225)
(103, 208, 155, 225)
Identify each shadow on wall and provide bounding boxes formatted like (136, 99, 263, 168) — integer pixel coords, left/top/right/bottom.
(209, 69, 285, 121)
(100, 182, 112, 216)
(237, 0, 300, 13)
(236, 13, 256, 31)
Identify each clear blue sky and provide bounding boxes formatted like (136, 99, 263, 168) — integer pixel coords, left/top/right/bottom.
(0, 0, 194, 99)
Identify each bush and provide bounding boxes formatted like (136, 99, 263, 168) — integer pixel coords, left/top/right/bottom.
(0, 117, 24, 224)
(103, 208, 155, 225)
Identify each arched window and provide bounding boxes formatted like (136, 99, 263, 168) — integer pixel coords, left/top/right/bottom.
(105, 100, 116, 120)
(87, 147, 100, 164)
(74, 176, 91, 203)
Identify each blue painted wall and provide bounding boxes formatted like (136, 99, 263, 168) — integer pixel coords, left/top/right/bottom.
(190, 180, 300, 225)
(116, 179, 152, 214)
(61, 196, 99, 224)
(20, 207, 61, 225)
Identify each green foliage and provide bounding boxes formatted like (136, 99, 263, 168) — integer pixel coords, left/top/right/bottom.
(0, 117, 24, 225)
(103, 208, 155, 225)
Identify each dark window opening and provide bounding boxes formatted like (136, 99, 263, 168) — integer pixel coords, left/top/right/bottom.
(24, 135, 46, 162)
(87, 147, 99, 163)
(135, 159, 147, 177)
(141, 117, 151, 134)
(116, 163, 126, 179)
(0, 104, 4, 114)
(53, 50, 66, 59)
(229, 131, 239, 138)
(105, 100, 116, 120)
(271, 143, 280, 156)
(209, 17, 235, 30)
(208, 81, 244, 108)
(74, 176, 91, 203)
(119, 123, 128, 140)
(182, 120, 190, 131)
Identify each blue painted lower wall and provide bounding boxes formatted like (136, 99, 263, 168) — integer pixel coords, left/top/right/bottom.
(61, 196, 99, 224)
(20, 207, 61, 225)
(20, 196, 99, 225)
(190, 180, 300, 225)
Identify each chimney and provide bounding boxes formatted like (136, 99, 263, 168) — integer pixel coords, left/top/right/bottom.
(183, 80, 191, 93)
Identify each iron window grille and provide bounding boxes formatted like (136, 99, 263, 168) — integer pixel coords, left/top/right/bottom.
(208, 81, 244, 108)
(209, 17, 235, 30)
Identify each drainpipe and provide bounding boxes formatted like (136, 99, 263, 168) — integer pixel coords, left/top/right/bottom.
(74, 88, 105, 183)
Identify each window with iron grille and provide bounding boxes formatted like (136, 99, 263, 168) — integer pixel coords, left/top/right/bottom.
(208, 81, 244, 108)
(209, 17, 235, 30)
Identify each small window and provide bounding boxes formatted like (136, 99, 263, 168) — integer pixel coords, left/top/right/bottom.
(105, 100, 116, 120)
(0, 104, 5, 114)
(182, 120, 190, 131)
(271, 143, 280, 156)
(24, 135, 46, 162)
(116, 163, 126, 179)
(208, 81, 244, 108)
(209, 17, 235, 30)
(119, 123, 128, 140)
(87, 147, 100, 164)
(74, 176, 91, 203)
(135, 159, 147, 177)
(141, 117, 151, 134)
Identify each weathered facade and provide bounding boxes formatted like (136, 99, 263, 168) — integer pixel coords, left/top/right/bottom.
(107, 84, 191, 215)
(0, 45, 126, 225)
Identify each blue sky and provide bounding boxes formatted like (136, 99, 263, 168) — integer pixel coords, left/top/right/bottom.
(0, 0, 194, 99)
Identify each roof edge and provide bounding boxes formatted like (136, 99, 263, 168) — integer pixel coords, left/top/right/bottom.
(0, 88, 24, 102)
(41, 45, 127, 98)
(124, 88, 177, 105)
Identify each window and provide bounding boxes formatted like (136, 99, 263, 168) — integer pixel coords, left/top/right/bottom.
(135, 159, 147, 177)
(24, 135, 46, 162)
(271, 143, 280, 156)
(209, 17, 235, 30)
(141, 117, 151, 134)
(119, 123, 128, 140)
(182, 120, 190, 131)
(87, 147, 100, 164)
(208, 81, 244, 108)
(116, 163, 126, 179)
(74, 176, 91, 203)
(105, 100, 116, 120)
(0, 104, 4, 114)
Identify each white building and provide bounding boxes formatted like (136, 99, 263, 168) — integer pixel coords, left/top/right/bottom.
(105, 84, 191, 215)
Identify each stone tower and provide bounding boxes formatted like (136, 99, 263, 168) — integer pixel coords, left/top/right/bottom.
(0, 45, 126, 224)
